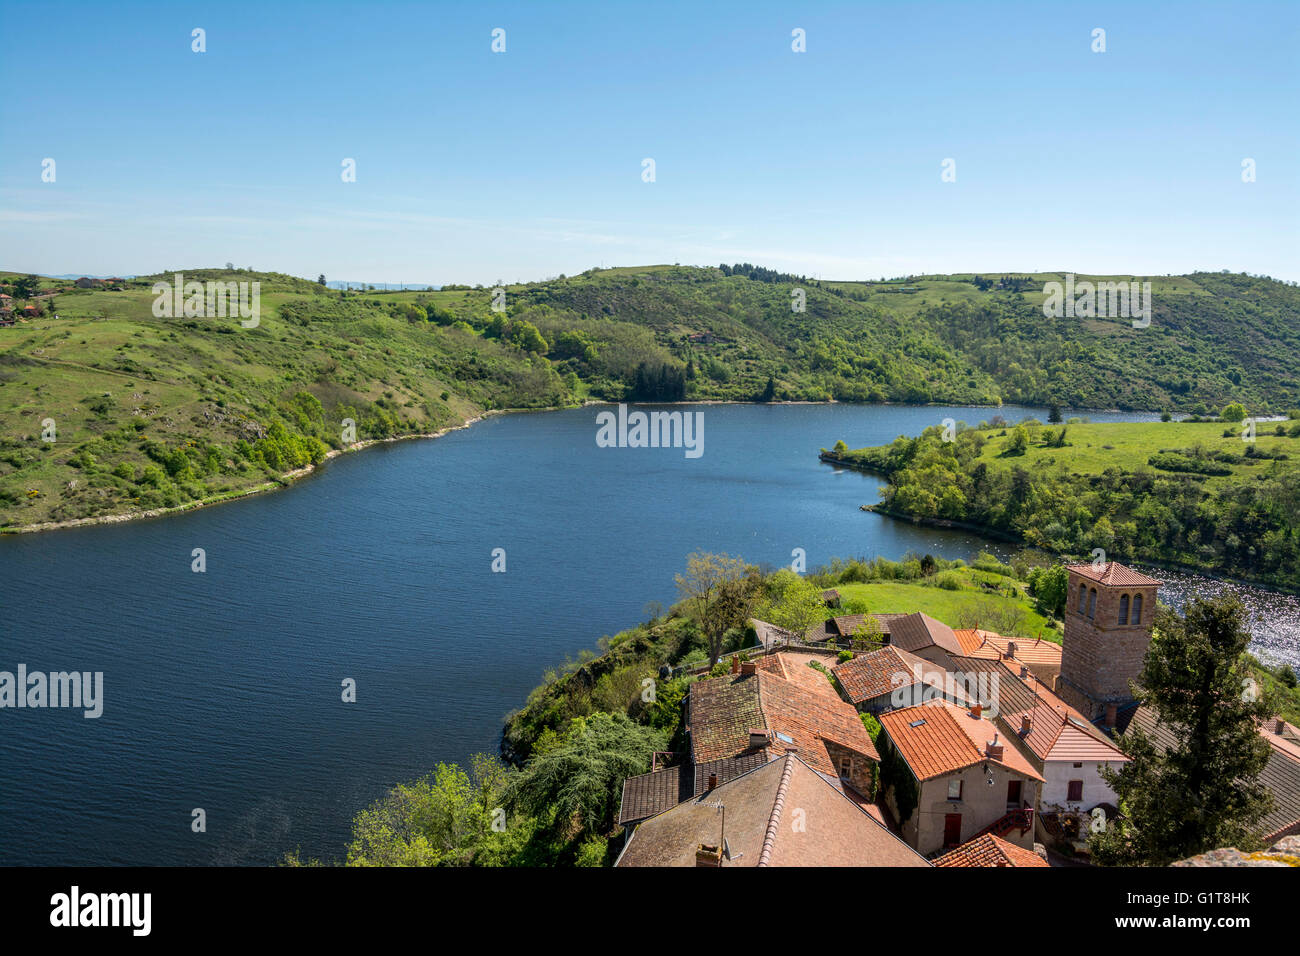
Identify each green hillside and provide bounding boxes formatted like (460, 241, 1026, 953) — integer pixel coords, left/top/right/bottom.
(2, 264, 1298, 530)
(824, 418, 1300, 591)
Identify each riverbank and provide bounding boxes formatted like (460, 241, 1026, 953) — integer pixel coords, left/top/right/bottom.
(1, 410, 503, 535)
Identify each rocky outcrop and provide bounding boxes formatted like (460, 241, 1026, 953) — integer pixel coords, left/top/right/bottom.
(1173, 835, 1300, 867)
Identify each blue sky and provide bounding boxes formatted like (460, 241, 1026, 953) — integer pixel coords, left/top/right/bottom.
(2, 0, 1297, 284)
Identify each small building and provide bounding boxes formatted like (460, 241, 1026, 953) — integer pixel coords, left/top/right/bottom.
(952, 655, 1128, 818)
(821, 588, 841, 608)
(932, 832, 1049, 867)
(834, 645, 976, 714)
(878, 700, 1044, 856)
(616, 752, 931, 867)
(686, 652, 879, 796)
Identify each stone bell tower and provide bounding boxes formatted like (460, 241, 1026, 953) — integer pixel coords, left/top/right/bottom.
(1057, 562, 1160, 723)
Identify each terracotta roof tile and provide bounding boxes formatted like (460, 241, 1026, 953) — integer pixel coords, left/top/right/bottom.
(1066, 561, 1161, 587)
(879, 700, 1043, 782)
(616, 753, 931, 867)
(833, 646, 974, 707)
(933, 833, 1049, 867)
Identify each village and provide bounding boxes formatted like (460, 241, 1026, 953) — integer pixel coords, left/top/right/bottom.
(0, 275, 127, 326)
(613, 562, 1300, 867)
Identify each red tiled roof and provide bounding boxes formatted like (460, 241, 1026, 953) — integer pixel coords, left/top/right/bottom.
(833, 646, 974, 707)
(887, 612, 963, 657)
(616, 753, 931, 867)
(1066, 561, 1161, 587)
(688, 655, 879, 777)
(932, 833, 1049, 868)
(879, 700, 1043, 783)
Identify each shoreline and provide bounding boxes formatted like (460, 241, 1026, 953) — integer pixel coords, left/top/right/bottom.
(0, 399, 1154, 537)
(1, 409, 512, 536)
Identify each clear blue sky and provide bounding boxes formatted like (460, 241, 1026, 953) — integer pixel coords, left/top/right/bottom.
(2, 0, 1297, 284)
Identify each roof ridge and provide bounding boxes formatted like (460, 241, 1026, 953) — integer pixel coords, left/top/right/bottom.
(757, 753, 796, 867)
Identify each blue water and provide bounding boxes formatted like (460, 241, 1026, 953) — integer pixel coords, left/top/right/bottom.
(0, 401, 1222, 866)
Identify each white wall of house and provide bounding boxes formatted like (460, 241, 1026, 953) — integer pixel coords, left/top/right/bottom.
(1041, 759, 1120, 811)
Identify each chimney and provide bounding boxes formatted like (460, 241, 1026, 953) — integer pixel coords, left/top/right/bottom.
(707, 772, 718, 790)
(970, 704, 983, 719)
(740, 661, 758, 676)
(1005, 641, 1018, 659)
(695, 843, 723, 867)
(1019, 664, 1030, 679)
(1104, 704, 1118, 728)
(731, 656, 741, 675)
(1020, 713, 1032, 735)
(985, 733, 1004, 760)
(748, 728, 770, 749)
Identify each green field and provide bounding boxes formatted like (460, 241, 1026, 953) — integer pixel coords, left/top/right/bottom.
(827, 417, 1300, 591)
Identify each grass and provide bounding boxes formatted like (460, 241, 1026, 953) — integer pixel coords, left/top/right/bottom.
(833, 566, 1060, 641)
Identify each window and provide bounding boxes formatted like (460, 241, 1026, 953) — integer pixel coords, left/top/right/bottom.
(1118, 594, 1129, 625)
(838, 756, 852, 779)
(1072, 762, 1083, 768)
(1132, 594, 1143, 624)
(1067, 780, 1084, 802)
(1078, 583, 1087, 613)
(1087, 588, 1097, 618)
(947, 778, 963, 800)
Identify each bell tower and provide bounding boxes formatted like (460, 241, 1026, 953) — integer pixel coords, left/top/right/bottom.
(1057, 562, 1160, 722)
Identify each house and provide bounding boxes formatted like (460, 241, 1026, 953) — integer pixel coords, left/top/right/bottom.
(833, 645, 976, 714)
(618, 751, 769, 827)
(878, 700, 1044, 856)
(75, 277, 104, 289)
(616, 752, 931, 867)
(685, 653, 879, 796)
(1125, 705, 1300, 844)
(811, 611, 962, 666)
(932, 832, 1049, 867)
(19, 304, 39, 318)
(952, 628, 1064, 688)
(821, 588, 841, 609)
(951, 655, 1128, 814)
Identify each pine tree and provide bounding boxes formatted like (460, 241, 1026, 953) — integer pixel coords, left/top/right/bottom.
(1091, 595, 1274, 865)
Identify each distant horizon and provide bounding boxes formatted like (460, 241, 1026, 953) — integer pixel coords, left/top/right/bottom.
(8, 262, 1299, 289)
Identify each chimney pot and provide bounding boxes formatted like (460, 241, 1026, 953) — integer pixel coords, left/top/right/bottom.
(1019, 664, 1029, 679)
(970, 704, 983, 719)
(1104, 703, 1119, 728)
(731, 656, 741, 674)
(1020, 713, 1032, 735)
(1006, 641, 1018, 659)
(707, 773, 718, 790)
(695, 843, 723, 867)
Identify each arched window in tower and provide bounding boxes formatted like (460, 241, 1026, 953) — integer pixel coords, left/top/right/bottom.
(1132, 593, 1143, 625)
(1087, 588, 1097, 619)
(1078, 583, 1088, 613)
(1118, 594, 1129, 625)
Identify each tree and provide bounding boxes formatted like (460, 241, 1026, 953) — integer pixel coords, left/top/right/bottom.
(317, 274, 327, 286)
(759, 376, 776, 402)
(507, 712, 666, 837)
(1027, 564, 1067, 617)
(1220, 402, 1248, 423)
(12, 274, 40, 299)
(345, 755, 521, 866)
(1091, 596, 1274, 865)
(1005, 425, 1029, 456)
(675, 551, 760, 666)
(759, 568, 824, 636)
(1048, 403, 1063, 424)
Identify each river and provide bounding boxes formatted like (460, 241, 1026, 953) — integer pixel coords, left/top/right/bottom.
(1, 402, 1292, 865)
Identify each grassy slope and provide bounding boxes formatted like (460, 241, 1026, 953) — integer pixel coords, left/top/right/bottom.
(835, 572, 1060, 641)
(3, 264, 1299, 530)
